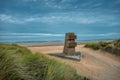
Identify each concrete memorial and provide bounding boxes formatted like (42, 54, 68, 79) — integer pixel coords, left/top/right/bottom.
(63, 32, 77, 55)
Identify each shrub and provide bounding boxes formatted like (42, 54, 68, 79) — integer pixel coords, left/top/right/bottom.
(84, 42, 100, 50)
(113, 39, 120, 48)
(99, 41, 111, 47)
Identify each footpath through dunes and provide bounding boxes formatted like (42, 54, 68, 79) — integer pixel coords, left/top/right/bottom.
(26, 44, 120, 80)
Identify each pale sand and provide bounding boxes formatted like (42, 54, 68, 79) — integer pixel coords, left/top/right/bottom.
(21, 43, 120, 80)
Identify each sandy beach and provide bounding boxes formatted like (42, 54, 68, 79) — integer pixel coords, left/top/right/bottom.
(20, 42, 120, 80)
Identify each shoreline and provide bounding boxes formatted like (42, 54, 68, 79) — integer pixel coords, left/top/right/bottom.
(18, 42, 86, 47)
(18, 42, 65, 47)
(0, 38, 116, 44)
(0, 39, 115, 47)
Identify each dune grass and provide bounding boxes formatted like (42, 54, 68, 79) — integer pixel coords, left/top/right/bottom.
(0, 47, 31, 80)
(84, 42, 100, 50)
(84, 39, 120, 50)
(84, 39, 120, 56)
(0, 43, 82, 80)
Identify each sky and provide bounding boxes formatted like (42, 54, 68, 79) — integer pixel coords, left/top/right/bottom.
(0, 0, 120, 42)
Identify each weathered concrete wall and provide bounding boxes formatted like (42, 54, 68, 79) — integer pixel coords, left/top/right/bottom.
(63, 32, 77, 55)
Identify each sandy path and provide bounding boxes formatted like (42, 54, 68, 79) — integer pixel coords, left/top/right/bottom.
(27, 45, 120, 80)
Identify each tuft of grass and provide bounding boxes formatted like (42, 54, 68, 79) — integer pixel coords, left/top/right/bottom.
(44, 59, 81, 80)
(0, 51, 31, 80)
(21, 53, 48, 80)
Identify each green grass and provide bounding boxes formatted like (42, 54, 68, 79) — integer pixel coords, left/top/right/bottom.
(0, 48, 31, 80)
(84, 39, 120, 50)
(0, 43, 83, 80)
(84, 42, 100, 50)
(0, 43, 32, 56)
(84, 39, 120, 56)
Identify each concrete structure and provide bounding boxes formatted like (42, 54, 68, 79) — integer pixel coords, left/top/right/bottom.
(63, 32, 77, 55)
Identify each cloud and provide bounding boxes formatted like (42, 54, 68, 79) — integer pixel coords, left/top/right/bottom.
(0, 12, 120, 26)
(78, 33, 120, 37)
(0, 14, 15, 23)
(0, 14, 24, 24)
(1, 32, 120, 37)
(0, 33, 64, 37)
(21, 0, 78, 9)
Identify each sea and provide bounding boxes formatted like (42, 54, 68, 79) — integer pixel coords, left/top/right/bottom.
(0, 26, 120, 43)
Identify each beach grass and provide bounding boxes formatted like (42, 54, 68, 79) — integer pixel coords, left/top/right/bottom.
(84, 39, 120, 55)
(84, 42, 100, 50)
(0, 43, 82, 80)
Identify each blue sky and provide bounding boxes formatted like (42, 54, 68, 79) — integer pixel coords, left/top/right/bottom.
(0, 0, 120, 42)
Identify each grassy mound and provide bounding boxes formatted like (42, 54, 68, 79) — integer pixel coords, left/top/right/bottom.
(0, 44, 31, 80)
(0, 43, 82, 80)
(84, 39, 120, 55)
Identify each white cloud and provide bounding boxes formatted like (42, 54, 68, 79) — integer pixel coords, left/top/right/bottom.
(22, 0, 76, 9)
(20, 0, 120, 10)
(1, 32, 120, 37)
(0, 14, 15, 23)
(1, 33, 64, 37)
(33, 15, 100, 24)
(25, 17, 39, 22)
(78, 33, 120, 37)
(0, 14, 24, 24)
(0, 12, 120, 26)
(0, 13, 97, 24)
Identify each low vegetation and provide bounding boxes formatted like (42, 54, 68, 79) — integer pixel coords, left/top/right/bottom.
(0, 43, 82, 80)
(84, 42, 100, 50)
(84, 39, 120, 55)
